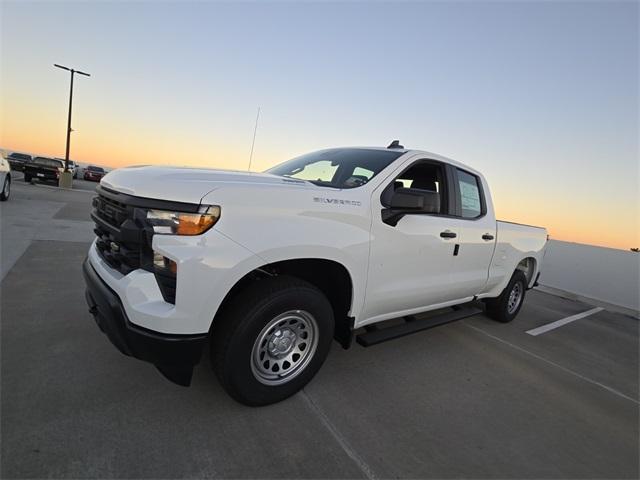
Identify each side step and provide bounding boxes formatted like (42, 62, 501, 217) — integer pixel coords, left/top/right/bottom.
(356, 306, 482, 347)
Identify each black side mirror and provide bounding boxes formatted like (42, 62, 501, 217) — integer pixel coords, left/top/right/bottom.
(383, 188, 440, 226)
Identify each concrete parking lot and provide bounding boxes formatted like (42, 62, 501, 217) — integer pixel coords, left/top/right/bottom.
(1, 180, 638, 479)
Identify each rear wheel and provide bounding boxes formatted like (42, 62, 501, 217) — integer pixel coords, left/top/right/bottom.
(24, 173, 31, 183)
(0, 176, 10, 201)
(484, 270, 527, 323)
(211, 275, 334, 406)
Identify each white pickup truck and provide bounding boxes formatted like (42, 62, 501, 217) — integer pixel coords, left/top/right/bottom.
(83, 144, 547, 405)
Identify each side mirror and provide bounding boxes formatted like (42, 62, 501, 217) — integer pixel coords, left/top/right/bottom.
(383, 188, 440, 226)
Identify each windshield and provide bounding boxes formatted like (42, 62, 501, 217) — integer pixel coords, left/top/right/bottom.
(88, 166, 104, 172)
(266, 148, 404, 188)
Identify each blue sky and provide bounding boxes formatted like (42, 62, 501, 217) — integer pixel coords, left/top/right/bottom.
(1, 1, 638, 248)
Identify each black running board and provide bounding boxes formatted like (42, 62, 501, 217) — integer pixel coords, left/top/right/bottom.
(356, 306, 482, 347)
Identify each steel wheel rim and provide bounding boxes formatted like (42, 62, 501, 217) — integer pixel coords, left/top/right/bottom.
(250, 310, 319, 386)
(507, 282, 523, 314)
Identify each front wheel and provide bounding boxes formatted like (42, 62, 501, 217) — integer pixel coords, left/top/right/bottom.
(484, 270, 527, 323)
(211, 276, 334, 406)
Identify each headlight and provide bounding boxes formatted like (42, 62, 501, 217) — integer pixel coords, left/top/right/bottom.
(146, 206, 220, 235)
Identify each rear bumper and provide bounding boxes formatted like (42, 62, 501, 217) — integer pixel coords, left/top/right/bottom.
(82, 257, 207, 386)
(26, 169, 58, 181)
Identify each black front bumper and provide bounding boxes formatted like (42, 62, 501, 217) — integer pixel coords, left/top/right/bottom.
(82, 257, 207, 386)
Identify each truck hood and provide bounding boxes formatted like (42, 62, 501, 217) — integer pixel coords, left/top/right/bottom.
(100, 166, 309, 204)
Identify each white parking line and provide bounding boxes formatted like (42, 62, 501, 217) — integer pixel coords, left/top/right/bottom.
(526, 307, 604, 336)
(300, 390, 377, 479)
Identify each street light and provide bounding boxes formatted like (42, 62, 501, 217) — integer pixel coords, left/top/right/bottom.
(54, 64, 90, 175)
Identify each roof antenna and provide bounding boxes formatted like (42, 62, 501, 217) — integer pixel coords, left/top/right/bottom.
(247, 107, 261, 171)
(387, 140, 404, 149)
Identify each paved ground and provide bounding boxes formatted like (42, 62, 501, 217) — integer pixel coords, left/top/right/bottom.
(1, 181, 638, 479)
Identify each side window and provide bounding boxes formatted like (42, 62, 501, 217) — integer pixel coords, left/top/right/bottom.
(396, 163, 441, 193)
(381, 161, 447, 214)
(457, 169, 483, 218)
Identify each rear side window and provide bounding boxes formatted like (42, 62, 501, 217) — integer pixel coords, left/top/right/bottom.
(457, 169, 483, 218)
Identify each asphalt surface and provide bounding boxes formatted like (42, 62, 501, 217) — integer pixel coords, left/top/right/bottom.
(1, 180, 638, 479)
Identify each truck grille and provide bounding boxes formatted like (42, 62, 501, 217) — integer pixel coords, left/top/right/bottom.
(91, 185, 177, 303)
(92, 195, 146, 275)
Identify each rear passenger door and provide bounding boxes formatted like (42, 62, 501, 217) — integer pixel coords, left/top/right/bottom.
(446, 168, 497, 299)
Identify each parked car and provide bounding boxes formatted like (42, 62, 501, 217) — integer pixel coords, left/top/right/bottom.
(83, 143, 548, 406)
(23, 157, 64, 184)
(84, 165, 106, 181)
(0, 155, 11, 201)
(57, 159, 78, 178)
(6, 152, 32, 171)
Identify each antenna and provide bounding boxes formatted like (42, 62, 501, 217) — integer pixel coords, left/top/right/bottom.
(247, 107, 261, 171)
(387, 140, 404, 149)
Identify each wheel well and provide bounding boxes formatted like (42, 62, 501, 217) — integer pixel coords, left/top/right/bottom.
(516, 257, 537, 285)
(214, 258, 355, 349)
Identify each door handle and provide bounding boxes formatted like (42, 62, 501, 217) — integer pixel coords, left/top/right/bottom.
(482, 233, 494, 241)
(440, 230, 457, 239)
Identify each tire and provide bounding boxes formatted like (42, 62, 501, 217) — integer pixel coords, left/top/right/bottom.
(211, 275, 334, 406)
(24, 173, 31, 183)
(0, 175, 10, 201)
(484, 270, 527, 323)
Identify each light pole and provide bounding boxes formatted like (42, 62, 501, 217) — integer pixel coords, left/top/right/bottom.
(54, 64, 90, 177)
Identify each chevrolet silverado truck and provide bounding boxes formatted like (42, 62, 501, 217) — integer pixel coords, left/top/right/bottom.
(83, 144, 547, 406)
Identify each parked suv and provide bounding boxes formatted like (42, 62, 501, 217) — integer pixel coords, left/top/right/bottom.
(58, 159, 79, 179)
(84, 165, 106, 181)
(84, 144, 547, 405)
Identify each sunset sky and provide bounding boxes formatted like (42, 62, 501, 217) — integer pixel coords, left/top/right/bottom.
(1, 1, 638, 250)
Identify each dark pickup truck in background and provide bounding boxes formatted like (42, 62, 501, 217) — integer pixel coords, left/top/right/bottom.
(7, 152, 32, 171)
(23, 157, 64, 184)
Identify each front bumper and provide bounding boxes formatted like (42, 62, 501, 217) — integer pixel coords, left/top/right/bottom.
(82, 257, 207, 386)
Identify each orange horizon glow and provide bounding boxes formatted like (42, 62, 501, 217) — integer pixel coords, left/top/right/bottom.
(1, 131, 637, 252)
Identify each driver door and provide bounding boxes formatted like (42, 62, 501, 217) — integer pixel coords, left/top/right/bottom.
(360, 159, 462, 323)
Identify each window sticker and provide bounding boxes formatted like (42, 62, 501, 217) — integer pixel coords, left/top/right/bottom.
(460, 181, 480, 212)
